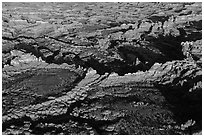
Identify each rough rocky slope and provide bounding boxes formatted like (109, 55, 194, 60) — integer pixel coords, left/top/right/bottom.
(2, 2, 202, 135)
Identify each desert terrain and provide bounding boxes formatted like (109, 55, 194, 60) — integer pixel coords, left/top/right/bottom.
(2, 2, 202, 135)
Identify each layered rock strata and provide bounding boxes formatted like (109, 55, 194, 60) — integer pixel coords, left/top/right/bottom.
(2, 2, 202, 135)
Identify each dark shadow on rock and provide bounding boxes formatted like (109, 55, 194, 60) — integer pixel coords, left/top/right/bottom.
(154, 84, 202, 134)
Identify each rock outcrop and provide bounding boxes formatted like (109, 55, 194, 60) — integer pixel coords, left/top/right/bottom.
(2, 2, 202, 135)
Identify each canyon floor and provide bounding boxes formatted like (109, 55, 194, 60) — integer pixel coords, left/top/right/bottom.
(2, 2, 202, 135)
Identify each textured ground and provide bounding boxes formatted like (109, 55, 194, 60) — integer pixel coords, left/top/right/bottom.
(2, 2, 202, 135)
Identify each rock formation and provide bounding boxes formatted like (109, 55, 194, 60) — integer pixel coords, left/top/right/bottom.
(2, 2, 202, 135)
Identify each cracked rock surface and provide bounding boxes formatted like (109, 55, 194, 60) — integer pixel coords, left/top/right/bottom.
(2, 2, 202, 135)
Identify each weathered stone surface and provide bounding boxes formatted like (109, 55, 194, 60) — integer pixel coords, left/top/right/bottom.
(2, 60, 201, 135)
(2, 67, 84, 114)
(181, 40, 202, 66)
(2, 2, 202, 135)
(2, 2, 202, 73)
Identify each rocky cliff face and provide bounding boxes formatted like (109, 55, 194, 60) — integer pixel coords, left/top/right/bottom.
(2, 2, 202, 135)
